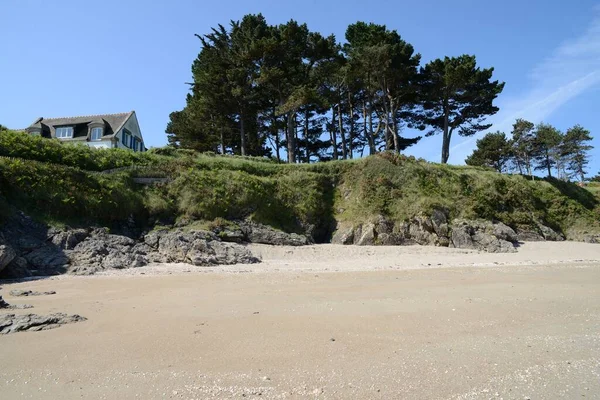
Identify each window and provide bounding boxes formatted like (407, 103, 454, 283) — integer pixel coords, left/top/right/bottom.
(91, 127, 103, 141)
(56, 127, 73, 139)
(121, 130, 131, 147)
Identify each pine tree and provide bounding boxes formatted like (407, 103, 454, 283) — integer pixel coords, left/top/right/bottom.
(415, 55, 505, 164)
(563, 125, 594, 182)
(465, 131, 510, 172)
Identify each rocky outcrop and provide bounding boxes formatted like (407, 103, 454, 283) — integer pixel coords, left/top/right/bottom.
(331, 213, 519, 253)
(215, 222, 310, 246)
(143, 229, 260, 266)
(0, 212, 261, 279)
(0, 313, 86, 334)
(449, 220, 517, 253)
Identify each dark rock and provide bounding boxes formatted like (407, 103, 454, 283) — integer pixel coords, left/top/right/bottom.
(50, 229, 89, 250)
(9, 289, 56, 297)
(0, 313, 86, 334)
(0, 244, 17, 273)
(492, 222, 518, 242)
(240, 223, 309, 246)
(407, 216, 439, 246)
(1, 257, 32, 279)
(537, 223, 565, 241)
(23, 245, 69, 274)
(516, 230, 545, 242)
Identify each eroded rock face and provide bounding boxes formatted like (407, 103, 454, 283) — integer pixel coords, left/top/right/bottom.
(0, 313, 86, 334)
(145, 229, 259, 266)
(449, 220, 517, 253)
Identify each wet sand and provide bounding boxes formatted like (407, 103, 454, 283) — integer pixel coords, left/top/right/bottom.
(1, 242, 600, 399)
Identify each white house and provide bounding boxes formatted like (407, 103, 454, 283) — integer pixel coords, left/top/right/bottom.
(25, 111, 145, 151)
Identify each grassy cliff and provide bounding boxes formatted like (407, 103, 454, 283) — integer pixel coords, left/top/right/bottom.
(1, 130, 598, 240)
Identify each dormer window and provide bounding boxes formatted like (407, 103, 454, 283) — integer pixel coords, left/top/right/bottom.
(56, 127, 73, 139)
(91, 127, 103, 141)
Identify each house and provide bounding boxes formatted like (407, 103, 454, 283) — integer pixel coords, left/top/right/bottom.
(25, 111, 146, 151)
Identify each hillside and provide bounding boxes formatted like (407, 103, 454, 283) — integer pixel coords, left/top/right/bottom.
(1, 130, 599, 244)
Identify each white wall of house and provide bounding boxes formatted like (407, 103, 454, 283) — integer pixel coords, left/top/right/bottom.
(87, 141, 113, 149)
(115, 112, 144, 151)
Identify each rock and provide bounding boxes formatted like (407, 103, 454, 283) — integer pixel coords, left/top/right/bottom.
(0, 257, 32, 279)
(377, 232, 402, 245)
(23, 245, 69, 275)
(431, 209, 450, 238)
(9, 289, 56, 297)
(218, 229, 245, 243)
(0, 313, 86, 334)
(537, 223, 565, 241)
(51, 229, 89, 250)
(492, 222, 518, 242)
(450, 219, 517, 253)
(240, 223, 309, 246)
(516, 230, 545, 242)
(0, 295, 33, 310)
(408, 216, 439, 246)
(144, 229, 259, 266)
(0, 244, 17, 273)
(356, 223, 376, 246)
(331, 223, 355, 245)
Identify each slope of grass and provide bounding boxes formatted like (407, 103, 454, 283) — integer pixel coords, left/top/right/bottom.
(1, 130, 598, 239)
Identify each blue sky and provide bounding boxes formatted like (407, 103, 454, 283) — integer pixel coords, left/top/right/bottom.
(1, 0, 599, 176)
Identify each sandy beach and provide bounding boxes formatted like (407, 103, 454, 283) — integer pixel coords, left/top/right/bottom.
(1, 241, 600, 399)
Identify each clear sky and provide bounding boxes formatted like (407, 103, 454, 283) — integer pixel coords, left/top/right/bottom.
(1, 0, 599, 175)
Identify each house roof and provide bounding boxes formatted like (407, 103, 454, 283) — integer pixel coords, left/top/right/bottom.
(27, 112, 135, 140)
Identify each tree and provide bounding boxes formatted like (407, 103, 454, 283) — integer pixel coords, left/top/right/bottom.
(510, 119, 536, 176)
(415, 55, 504, 164)
(562, 125, 594, 182)
(465, 131, 510, 172)
(344, 22, 421, 155)
(533, 123, 563, 178)
(0, 124, 7, 132)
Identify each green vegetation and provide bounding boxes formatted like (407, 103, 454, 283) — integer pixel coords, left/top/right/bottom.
(466, 119, 594, 181)
(1, 130, 598, 240)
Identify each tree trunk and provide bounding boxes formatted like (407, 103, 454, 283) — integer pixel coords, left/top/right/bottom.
(331, 107, 338, 160)
(545, 149, 552, 177)
(287, 112, 295, 163)
(348, 94, 354, 159)
(220, 128, 225, 155)
(304, 108, 310, 164)
(441, 108, 450, 164)
(239, 112, 246, 156)
(367, 102, 376, 155)
(391, 109, 400, 153)
(337, 102, 347, 159)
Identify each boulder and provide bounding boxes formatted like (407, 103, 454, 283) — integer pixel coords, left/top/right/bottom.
(0, 244, 17, 273)
(240, 223, 309, 246)
(516, 229, 545, 242)
(1, 257, 32, 279)
(331, 223, 355, 245)
(407, 216, 439, 246)
(450, 219, 517, 253)
(537, 223, 565, 241)
(356, 223, 376, 246)
(51, 229, 89, 250)
(23, 245, 69, 275)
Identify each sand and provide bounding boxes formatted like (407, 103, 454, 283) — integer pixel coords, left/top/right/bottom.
(1, 241, 599, 399)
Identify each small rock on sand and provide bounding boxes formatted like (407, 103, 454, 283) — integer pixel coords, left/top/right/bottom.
(9, 289, 56, 297)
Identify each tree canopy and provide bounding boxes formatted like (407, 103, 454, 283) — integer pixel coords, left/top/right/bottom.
(167, 14, 504, 164)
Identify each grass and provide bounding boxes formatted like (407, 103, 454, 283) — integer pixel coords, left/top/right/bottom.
(1, 130, 599, 239)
